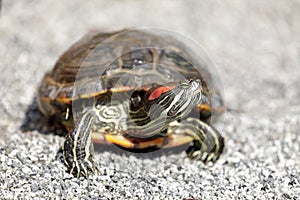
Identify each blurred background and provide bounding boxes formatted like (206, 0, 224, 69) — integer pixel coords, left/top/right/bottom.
(0, 1, 299, 199)
(0, 1, 299, 119)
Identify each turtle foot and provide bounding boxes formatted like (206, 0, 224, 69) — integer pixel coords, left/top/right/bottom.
(67, 155, 99, 178)
(186, 137, 224, 164)
(62, 141, 99, 178)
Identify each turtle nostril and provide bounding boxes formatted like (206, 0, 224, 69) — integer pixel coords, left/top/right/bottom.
(191, 80, 199, 89)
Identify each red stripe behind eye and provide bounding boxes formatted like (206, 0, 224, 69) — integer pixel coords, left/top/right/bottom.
(148, 86, 175, 101)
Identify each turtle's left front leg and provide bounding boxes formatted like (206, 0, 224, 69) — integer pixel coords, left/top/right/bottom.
(62, 111, 99, 177)
(168, 117, 224, 163)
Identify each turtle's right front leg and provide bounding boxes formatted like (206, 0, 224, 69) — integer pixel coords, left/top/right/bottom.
(168, 118, 225, 163)
(62, 111, 99, 177)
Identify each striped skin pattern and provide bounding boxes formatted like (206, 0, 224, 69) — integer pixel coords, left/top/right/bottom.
(62, 79, 224, 177)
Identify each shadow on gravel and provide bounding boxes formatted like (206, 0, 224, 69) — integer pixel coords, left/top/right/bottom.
(20, 97, 67, 136)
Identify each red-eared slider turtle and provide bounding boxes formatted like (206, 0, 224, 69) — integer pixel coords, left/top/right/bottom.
(37, 29, 225, 177)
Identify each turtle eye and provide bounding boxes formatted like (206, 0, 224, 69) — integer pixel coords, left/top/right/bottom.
(148, 86, 175, 101)
(178, 80, 192, 89)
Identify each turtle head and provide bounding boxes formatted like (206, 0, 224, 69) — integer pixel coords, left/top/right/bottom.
(145, 79, 205, 119)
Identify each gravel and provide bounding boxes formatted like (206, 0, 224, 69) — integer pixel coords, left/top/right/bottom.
(0, 0, 300, 199)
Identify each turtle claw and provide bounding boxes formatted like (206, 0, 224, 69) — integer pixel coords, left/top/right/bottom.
(186, 139, 223, 164)
(206, 153, 216, 163)
(67, 156, 99, 178)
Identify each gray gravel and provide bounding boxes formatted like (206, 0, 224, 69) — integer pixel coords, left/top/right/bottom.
(1, 0, 300, 199)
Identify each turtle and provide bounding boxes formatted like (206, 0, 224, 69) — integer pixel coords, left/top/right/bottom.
(37, 29, 225, 177)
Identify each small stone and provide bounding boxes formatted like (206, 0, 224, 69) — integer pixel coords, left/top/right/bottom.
(6, 159, 12, 166)
(28, 155, 39, 162)
(0, 154, 7, 163)
(22, 166, 31, 174)
(16, 152, 25, 164)
(31, 183, 39, 192)
(8, 149, 19, 157)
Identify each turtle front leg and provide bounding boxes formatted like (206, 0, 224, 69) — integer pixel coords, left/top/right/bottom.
(62, 111, 99, 177)
(168, 118, 224, 163)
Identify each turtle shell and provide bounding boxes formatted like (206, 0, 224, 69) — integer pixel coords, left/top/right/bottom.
(37, 29, 223, 129)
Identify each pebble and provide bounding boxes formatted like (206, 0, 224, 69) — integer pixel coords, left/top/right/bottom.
(21, 166, 32, 174)
(30, 183, 39, 192)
